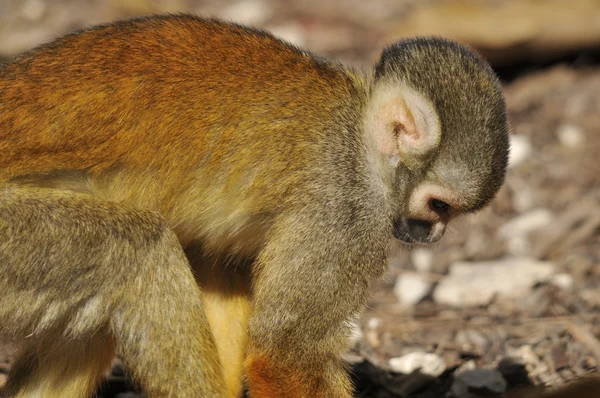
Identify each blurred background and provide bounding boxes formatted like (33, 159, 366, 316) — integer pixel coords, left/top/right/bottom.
(1, 1, 599, 396)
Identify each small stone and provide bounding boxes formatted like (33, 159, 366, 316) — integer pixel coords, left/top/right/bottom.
(451, 369, 507, 397)
(456, 359, 477, 373)
(367, 317, 381, 330)
(550, 273, 574, 290)
(498, 209, 554, 256)
(455, 330, 489, 354)
(556, 124, 584, 148)
(393, 272, 431, 307)
(505, 236, 531, 256)
(508, 134, 532, 168)
(388, 352, 446, 377)
(365, 329, 380, 348)
(433, 258, 555, 307)
(498, 209, 553, 239)
(511, 345, 543, 376)
(411, 248, 434, 273)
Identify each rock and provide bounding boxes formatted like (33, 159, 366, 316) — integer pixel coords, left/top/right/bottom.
(433, 258, 555, 307)
(456, 359, 477, 373)
(455, 330, 489, 355)
(498, 209, 554, 256)
(510, 345, 549, 379)
(411, 248, 434, 273)
(507, 134, 532, 168)
(388, 352, 446, 377)
(393, 272, 431, 307)
(365, 317, 381, 348)
(451, 369, 507, 397)
(550, 273, 574, 290)
(498, 209, 554, 239)
(367, 317, 381, 330)
(505, 236, 531, 256)
(556, 123, 584, 148)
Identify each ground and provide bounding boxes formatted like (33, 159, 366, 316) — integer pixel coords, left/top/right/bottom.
(1, 0, 599, 397)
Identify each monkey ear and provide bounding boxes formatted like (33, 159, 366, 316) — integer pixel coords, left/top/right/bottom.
(367, 84, 441, 169)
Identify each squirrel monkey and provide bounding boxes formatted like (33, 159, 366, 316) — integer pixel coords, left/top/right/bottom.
(0, 14, 509, 398)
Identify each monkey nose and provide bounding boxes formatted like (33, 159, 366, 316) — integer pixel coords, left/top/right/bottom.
(393, 218, 432, 243)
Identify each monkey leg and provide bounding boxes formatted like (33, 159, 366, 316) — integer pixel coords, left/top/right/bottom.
(4, 329, 115, 398)
(0, 185, 226, 397)
(243, 214, 382, 398)
(187, 248, 253, 398)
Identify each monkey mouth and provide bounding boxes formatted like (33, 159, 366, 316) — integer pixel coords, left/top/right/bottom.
(393, 218, 443, 245)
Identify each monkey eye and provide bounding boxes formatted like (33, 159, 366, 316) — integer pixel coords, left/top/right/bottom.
(429, 198, 451, 213)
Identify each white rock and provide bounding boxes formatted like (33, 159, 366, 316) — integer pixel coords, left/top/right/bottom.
(556, 124, 584, 148)
(511, 345, 547, 378)
(505, 236, 531, 256)
(394, 272, 431, 307)
(551, 273, 574, 290)
(411, 248, 434, 273)
(498, 209, 553, 256)
(498, 209, 554, 239)
(367, 317, 381, 330)
(433, 257, 555, 307)
(508, 135, 532, 168)
(511, 345, 538, 366)
(389, 352, 446, 376)
(456, 359, 477, 373)
(220, 0, 272, 25)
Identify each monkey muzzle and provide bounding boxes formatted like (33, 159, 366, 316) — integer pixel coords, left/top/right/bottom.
(393, 218, 445, 244)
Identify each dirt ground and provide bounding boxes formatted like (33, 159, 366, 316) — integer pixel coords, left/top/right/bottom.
(1, 0, 599, 397)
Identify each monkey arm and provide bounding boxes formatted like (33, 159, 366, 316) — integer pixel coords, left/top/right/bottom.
(0, 185, 226, 397)
(244, 209, 388, 398)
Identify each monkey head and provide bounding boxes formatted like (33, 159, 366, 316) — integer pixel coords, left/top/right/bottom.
(365, 38, 510, 245)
